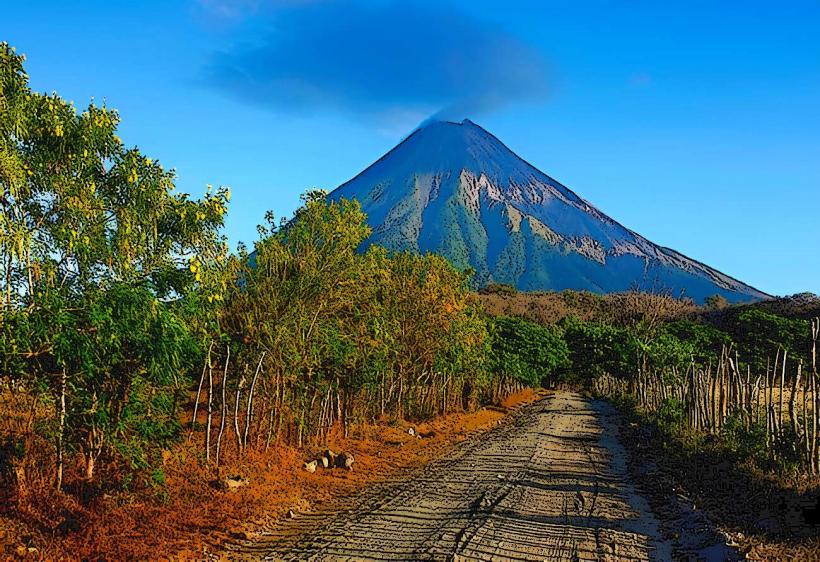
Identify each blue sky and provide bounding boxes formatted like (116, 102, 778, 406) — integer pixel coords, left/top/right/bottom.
(5, 1, 819, 296)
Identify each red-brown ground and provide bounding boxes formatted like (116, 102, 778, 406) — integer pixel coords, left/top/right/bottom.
(1, 389, 540, 560)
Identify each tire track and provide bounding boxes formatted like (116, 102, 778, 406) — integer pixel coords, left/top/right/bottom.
(227, 392, 672, 561)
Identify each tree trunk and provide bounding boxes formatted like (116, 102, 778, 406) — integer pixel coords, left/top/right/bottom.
(190, 342, 213, 439)
(85, 455, 95, 481)
(215, 346, 231, 471)
(205, 356, 213, 465)
(790, 362, 801, 439)
(233, 378, 243, 455)
(244, 352, 265, 450)
(55, 369, 67, 491)
(779, 350, 787, 438)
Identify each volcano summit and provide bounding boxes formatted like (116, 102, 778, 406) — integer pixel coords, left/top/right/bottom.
(329, 119, 767, 303)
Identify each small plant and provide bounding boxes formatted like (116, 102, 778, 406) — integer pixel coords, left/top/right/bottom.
(655, 397, 685, 434)
(150, 467, 167, 487)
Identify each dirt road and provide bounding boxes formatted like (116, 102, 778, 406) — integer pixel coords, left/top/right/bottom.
(229, 392, 673, 561)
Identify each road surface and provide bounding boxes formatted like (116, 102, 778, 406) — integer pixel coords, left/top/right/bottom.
(229, 392, 673, 561)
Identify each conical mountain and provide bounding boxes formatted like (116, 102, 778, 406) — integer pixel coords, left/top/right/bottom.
(329, 118, 768, 303)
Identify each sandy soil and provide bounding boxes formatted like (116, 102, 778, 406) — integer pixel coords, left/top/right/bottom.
(227, 392, 674, 561)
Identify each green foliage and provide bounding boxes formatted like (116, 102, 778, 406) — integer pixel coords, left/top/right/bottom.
(655, 397, 685, 433)
(719, 415, 768, 460)
(732, 309, 810, 368)
(488, 316, 568, 387)
(560, 316, 636, 382)
(0, 43, 227, 481)
(224, 194, 490, 433)
(662, 320, 730, 364)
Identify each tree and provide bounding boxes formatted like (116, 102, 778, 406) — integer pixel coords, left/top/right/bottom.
(705, 294, 729, 311)
(560, 316, 636, 383)
(488, 316, 569, 389)
(0, 43, 228, 484)
(222, 193, 371, 444)
(662, 319, 730, 364)
(377, 251, 486, 418)
(732, 309, 810, 369)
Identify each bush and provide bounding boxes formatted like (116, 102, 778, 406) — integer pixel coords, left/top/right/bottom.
(655, 397, 686, 434)
(488, 316, 569, 387)
(559, 316, 636, 384)
(720, 415, 768, 461)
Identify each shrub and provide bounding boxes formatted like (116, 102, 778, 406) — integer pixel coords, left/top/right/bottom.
(488, 316, 569, 387)
(655, 397, 686, 434)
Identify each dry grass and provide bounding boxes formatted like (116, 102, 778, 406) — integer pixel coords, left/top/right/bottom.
(477, 288, 695, 327)
(0, 389, 541, 560)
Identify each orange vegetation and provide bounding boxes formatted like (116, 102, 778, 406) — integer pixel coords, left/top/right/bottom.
(1, 389, 542, 560)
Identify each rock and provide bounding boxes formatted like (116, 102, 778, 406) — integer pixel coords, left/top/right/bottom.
(336, 451, 355, 470)
(287, 509, 295, 519)
(303, 460, 318, 473)
(318, 455, 329, 469)
(323, 449, 337, 467)
(220, 474, 249, 490)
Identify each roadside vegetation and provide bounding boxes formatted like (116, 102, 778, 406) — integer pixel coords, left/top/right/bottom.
(480, 284, 820, 558)
(1, 41, 818, 558)
(0, 44, 556, 558)
(481, 283, 820, 475)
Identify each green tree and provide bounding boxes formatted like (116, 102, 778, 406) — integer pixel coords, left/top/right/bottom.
(0, 43, 228, 485)
(662, 319, 730, 364)
(733, 309, 810, 369)
(488, 316, 569, 389)
(560, 316, 637, 383)
(223, 193, 370, 444)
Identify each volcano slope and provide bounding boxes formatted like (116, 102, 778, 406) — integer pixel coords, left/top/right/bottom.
(229, 392, 681, 561)
(329, 119, 768, 304)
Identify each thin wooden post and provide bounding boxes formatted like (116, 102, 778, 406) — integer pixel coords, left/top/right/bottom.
(205, 355, 214, 465)
(790, 361, 802, 439)
(779, 350, 787, 438)
(812, 319, 819, 473)
(190, 341, 214, 438)
(215, 346, 230, 472)
(765, 363, 772, 452)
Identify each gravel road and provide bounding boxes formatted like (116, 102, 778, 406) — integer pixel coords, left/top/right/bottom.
(228, 392, 673, 561)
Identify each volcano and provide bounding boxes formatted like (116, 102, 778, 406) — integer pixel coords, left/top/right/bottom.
(329, 119, 767, 304)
